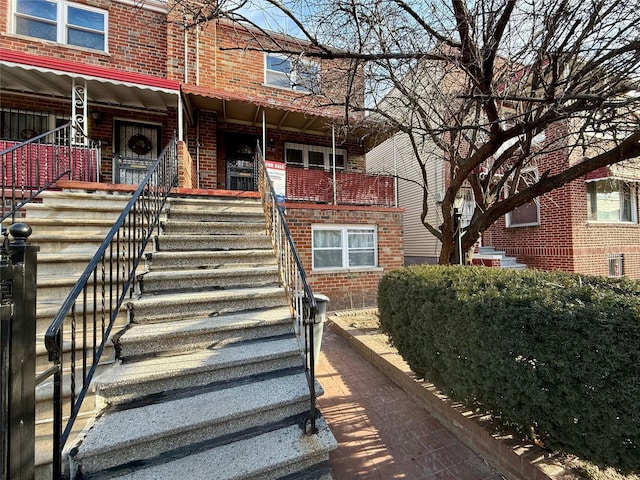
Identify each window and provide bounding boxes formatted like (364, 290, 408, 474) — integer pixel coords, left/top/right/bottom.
(312, 226, 377, 270)
(587, 180, 636, 223)
(284, 142, 347, 170)
(506, 169, 540, 227)
(265, 54, 320, 93)
(609, 254, 624, 278)
(14, 0, 107, 51)
(1, 109, 49, 140)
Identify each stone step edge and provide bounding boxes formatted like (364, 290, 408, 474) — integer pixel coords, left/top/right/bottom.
(70, 372, 313, 465)
(75, 416, 335, 480)
(96, 335, 301, 389)
(116, 306, 292, 345)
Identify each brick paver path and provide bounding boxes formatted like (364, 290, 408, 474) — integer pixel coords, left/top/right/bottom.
(316, 326, 504, 480)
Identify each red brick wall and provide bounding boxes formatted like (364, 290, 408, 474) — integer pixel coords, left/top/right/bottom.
(286, 203, 404, 311)
(1, 0, 170, 78)
(483, 121, 640, 279)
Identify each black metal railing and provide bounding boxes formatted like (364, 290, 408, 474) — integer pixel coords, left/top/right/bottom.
(1, 121, 100, 223)
(1, 223, 38, 480)
(255, 143, 320, 435)
(38, 134, 177, 479)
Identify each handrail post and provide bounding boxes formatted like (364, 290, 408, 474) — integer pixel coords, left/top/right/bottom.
(1, 223, 38, 480)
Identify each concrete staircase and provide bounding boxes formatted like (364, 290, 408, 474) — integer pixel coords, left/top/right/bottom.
(2, 190, 133, 479)
(64, 195, 336, 479)
(476, 246, 527, 269)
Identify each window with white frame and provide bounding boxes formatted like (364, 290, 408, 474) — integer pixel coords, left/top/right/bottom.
(265, 54, 320, 93)
(587, 179, 637, 223)
(284, 142, 346, 170)
(312, 225, 377, 270)
(506, 169, 540, 227)
(14, 0, 107, 51)
(609, 253, 624, 278)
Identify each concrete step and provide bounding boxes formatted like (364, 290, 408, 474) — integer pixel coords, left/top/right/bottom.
(476, 246, 527, 269)
(156, 233, 273, 251)
(21, 202, 127, 220)
(3, 217, 120, 236)
(78, 417, 335, 480)
(70, 371, 313, 474)
(167, 196, 263, 212)
(114, 306, 293, 358)
(27, 234, 113, 254)
(126, 286, 287, 323)
(95, 335, 303, 404)
(139, 265, 279, 293)
(38, 190, 133, 209)
(145, 249, 277, 270)
(37, 251, 140, 276)
(161, 220, 266, 235)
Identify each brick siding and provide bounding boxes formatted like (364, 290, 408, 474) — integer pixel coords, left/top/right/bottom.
(286, 203, 404, 311)
(483, 121, 640, 279)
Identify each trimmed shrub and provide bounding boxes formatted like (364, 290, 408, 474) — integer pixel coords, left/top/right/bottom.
(378, 265, 640, 473)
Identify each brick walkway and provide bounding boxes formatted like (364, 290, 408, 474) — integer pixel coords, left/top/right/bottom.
(316, 325, 504, 480)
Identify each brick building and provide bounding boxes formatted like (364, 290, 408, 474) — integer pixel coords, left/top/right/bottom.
(482, 120, 640, 279)
(370, 114, 640, 279)
(0, 0, 403, 309)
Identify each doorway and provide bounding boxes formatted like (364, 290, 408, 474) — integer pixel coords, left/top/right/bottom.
(113, 121, 161, 184)
(225, 133, 258, 191)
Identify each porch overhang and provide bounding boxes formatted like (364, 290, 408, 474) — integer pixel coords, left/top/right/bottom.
(0, 49, 180, 112)
(181, 84, 375, 144)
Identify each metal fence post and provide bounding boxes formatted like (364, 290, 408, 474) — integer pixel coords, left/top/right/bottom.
(1, 223, 38, 480)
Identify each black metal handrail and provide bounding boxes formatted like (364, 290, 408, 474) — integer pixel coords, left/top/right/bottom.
(1, 121, 101, 223)
(39, 134, 177, 479)
(255, 143, 319, 435)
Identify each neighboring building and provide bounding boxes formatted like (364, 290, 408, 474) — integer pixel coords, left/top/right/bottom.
(368, 111, 640, 278)
(0, 0, 403, 309)
(482, 124, 640, 279)
(367, 134, 445, 265)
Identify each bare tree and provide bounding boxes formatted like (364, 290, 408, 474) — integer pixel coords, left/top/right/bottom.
(171, 0, 640, 264)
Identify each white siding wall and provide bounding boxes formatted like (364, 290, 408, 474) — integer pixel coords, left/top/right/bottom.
(367, 133, 444, 262)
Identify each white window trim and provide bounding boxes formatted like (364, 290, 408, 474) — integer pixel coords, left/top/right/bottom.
(264, 53, 319, 93)
(13, 0, 108, 52)
(284, 142, 347, 170)
(586, 179, 638, 224)
(311, 224, 378, 271)
(505, 168, 541, 228)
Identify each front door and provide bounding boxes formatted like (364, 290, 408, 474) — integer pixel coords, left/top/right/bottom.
(113, 121, 161, 184)
(225, 133, 258, 191)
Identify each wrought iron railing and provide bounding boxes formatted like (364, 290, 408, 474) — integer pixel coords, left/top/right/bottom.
(256, 144, 320, 435)
(1, 121, 101, 223)
(38, 134, 177, 479)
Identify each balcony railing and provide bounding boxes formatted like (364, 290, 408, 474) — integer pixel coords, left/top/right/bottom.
(1, 122, 100, 222)
(285, 166, 395, 207)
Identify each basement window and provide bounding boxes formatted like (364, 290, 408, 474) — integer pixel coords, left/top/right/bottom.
(609, 253, 624, 278)
(14, 0, 107, 51)
(312, 225, 377, 270)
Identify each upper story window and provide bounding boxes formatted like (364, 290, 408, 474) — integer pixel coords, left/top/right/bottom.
(587, 179, 637, 223)
(265, 54, 320, 93)
(14, 0, 107, 51)
(284, 142, 346, 170)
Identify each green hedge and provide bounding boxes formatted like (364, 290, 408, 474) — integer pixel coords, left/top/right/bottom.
(378, 265, 640, 473)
